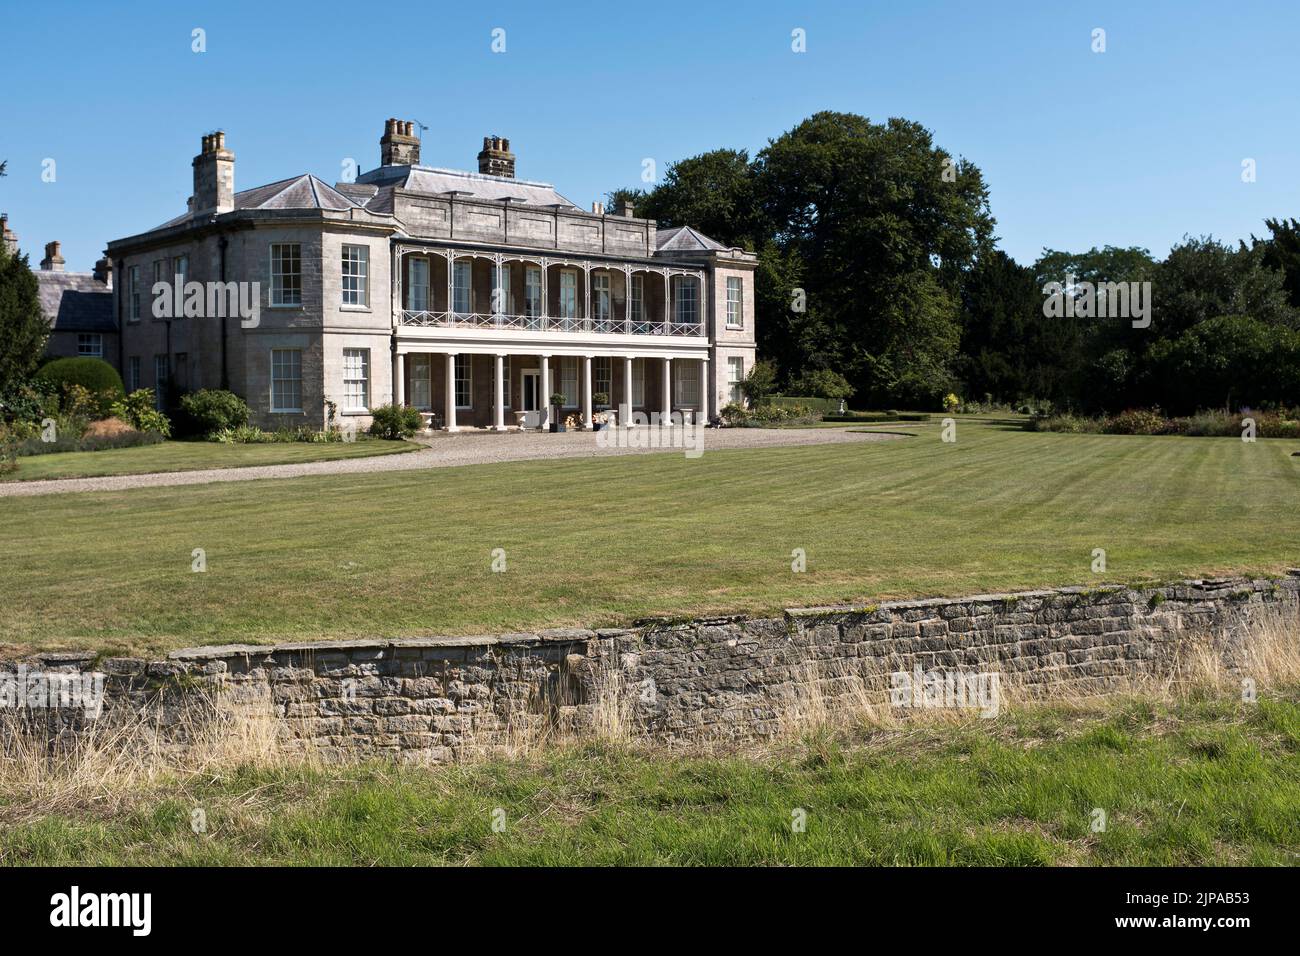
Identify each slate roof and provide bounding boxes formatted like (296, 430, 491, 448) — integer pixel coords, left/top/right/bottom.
(36, 272, 116, 333)
(356, 165, 579, 209)
(654, 225, 726, 252)
(151, 174, 362, 230)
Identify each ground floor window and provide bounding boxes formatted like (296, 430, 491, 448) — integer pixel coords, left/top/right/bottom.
(77, 333, 103, 357)
(455, 354, 472, 408)
(674, 361, 701, 408)
(560, 356, 578, 406)
(153, 355, 169, 409)
(127, 356, 141, 392)
(272, 348, 303, 412)
(594, 357, 611, 402)
(632, 358, 646, 406)
(343, 348, 369, 410)
(410, 354, 431, 410)
(727, 356, 744, 405)
(502, 356, 512, 407)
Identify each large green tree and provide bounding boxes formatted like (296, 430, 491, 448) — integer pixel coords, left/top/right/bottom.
(0, 240, 48, 393)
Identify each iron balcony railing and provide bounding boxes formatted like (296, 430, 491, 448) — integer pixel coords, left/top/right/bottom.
(399, 310, 704, 336)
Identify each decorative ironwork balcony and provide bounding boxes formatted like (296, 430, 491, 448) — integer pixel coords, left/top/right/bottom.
(398, 310, 704, 336)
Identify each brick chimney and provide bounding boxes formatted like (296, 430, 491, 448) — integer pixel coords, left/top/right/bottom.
(477, 135, 515, 178)
(192, 131, 235, 216)
(40, 241, 65, 271)
(0, 214, 16, 257)
(93, 252, 113, 287)
(380, 118, 420, 166)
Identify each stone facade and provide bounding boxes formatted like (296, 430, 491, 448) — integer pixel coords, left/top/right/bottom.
(107, 121, 758, 429)
(6, 575, 1296, 762)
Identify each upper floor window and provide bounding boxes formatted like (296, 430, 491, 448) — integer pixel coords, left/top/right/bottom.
(270, 243, 302, 306)
(271, 348, 303, 412)
(629, 274, 644, 323)
(175, 254, 189, 285)
(494, 263, 514, 315)
(341, 245, 369, 307)
(408, 257, 429, 312)
(128, 266, 141, 321)
(77, 334, 103, 358)
(525, 266, 542, 318)
(343, 348, 369, 410)
(453, 260, 473, 314)
(674, 276, 698, 325)
(559, 270, 577, 319)
(152, 259, 165, 286)
(593, 272, 611, 322)
(726, 276, 743, 328)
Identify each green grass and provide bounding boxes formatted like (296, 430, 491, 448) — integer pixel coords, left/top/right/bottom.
(4, 694, 1297, 865)
(1, 437, 417, 481)
(2, 422, 1299, 654)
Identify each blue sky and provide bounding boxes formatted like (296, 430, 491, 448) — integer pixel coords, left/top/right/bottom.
(3, 0, 1298, 270)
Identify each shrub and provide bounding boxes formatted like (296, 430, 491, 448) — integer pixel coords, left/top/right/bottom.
(179, 389, 250, 437)
(790, 369, 854, 401)
(7, 426, 164, 458)
(719, 402, 751, 427)
(1102, 409, 1168, 435)
(368, 403, 423, 440)
(942, 393, 960, 413)
(110, 389, 172, 437)
(212, 425, 268, 444)
(740, 359, 778, 404)
(34, 358, 124, 415)
(0, 380, 53, 425)
(1029, 413, 1098, 434)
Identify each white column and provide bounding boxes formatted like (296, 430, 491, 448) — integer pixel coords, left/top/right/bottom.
(493, 353, 506, 431)
(394, 352, 405, 406)
(445, 352, 458, 432)
(661, 357, 673, 426)
(623, 356, 634, 427)
(582, 355, 593, 429)
(540, 355, 551, 429)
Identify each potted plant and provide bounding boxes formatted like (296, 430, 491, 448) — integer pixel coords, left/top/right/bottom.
(592, 410, 610, 431)
(549, 392, 567, 432)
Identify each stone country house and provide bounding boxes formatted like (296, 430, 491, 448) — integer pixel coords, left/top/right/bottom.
(105, 120, 758, 429)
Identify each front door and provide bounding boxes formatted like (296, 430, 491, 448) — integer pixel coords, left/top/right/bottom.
(521, 369, 542, 428)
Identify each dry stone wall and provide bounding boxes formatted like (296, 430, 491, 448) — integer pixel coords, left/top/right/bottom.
(4, 574, 1296, 761)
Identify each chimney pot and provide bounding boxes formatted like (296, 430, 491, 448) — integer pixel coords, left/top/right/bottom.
(380, 117, 420, 166)
(193, 130, 236, 215)
(477, 134, 516, 179)
(40, 240, 66, 272)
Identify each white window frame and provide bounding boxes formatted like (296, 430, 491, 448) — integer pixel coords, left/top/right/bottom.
(560, 356, 578, 407)
(632, 358, 646, 406)
(271, 348, 303, 412)
(408, 258, 429, 312)
(454, 354, 472, 409)
(77, 333, 103, 358)
(341, 244, 369, 308)
(342, 348, 370, 411)
(674, 361, 701, 409)
(494, 263, 514, 315)
(726, 276, 743, 328)
(594, 357, 612, 402)
(270, 243, 302, 307)
(630, 274, 644, 323)
(727, 356, 744, 405)
(128, 266, 141, 322)
(453, 260, 473, 314)
(409, 353, 432, 411)
(674, 276, 698, 325)
(153, 354, 169, 409)
(593, 272, 611, 323)
(503, 356, 512, 408)
(559, 269, 577, 319)
(525, 265, 542, 318)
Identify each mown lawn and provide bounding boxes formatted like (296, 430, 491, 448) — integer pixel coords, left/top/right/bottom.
(1, 437, 417, 482)
(3, 694, 1297, 865)
(2, 422, 1299, 654)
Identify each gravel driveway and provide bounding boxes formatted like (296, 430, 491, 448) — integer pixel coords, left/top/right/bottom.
(0, 427, 905, 498)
